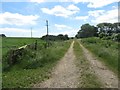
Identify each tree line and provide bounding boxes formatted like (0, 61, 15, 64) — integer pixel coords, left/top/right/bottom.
(41, 34, 69, 41)
(0, 34, 6, 37)
(75, 22, 120, 41)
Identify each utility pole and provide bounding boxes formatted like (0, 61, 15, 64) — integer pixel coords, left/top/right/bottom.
(46, 20, 48, 35)
(46, 20, 49, 47)
(31, 27, 32, 38)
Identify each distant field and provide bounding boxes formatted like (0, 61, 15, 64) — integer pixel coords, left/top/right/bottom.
(2, 37, 43, 56)
(80, 37, 119, 74)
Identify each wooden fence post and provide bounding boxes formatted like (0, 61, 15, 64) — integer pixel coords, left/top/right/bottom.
(35, 40, 37, 50)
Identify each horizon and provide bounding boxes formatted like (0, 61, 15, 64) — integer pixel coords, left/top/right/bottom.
(0, 0, 119, 37)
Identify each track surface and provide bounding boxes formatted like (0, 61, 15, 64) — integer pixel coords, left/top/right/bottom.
(34, 40, 118, 88)
(34, 41, 80, 88)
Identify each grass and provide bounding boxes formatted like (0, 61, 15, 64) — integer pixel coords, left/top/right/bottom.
(73, 39, 102, 88)
(80, 37, 119, 75)
(0, 37, 2, 90)
(2, 38, 71, 88)
(2, 37, 45, 71)
(2, 37, 41, 56)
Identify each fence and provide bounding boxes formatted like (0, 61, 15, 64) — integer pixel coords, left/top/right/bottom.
(6, 40, 53, 66)
(7, 41, 38, 66)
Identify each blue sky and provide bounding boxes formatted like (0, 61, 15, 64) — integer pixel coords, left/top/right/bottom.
(0, 0, 118, 37)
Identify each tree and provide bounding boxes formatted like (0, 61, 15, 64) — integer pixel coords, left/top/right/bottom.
(41, 34, 69, 41)
(76, 23, 98, 38)
(0, 34, 6, 37)
(99, 32, 106, 38)
(113, 22, 120, 33)
(97, 23, 118, 36)
(97, 23, 105, 33)
(64, 34, 69, 40)
(58, 34, 64, 40)
(76, 22, 120, 41)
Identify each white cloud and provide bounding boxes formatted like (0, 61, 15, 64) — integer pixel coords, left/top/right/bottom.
(0, 27, 37, 37)
(86, 0, 118, 8)
(0, 12, 39, 26)
(0, 27, 46, 37)
(1, 0, 28, 2)
(38, 0, 118, 8)
(88, 10, 105, 17)
(52, 24, 77, 37)
(49, 29, 77, 37)
(66, 0, 118, 8)
(89, 8, 118, 23)
(55, 24, 72, 30)
(67, 4, 80, 11)
(75, 16, 89, 21)
(30, 0, 45, 3)
(41, 4, 80, 18)
(3, 0, 118, 8)
(63, 29, 78, 37)
(0, 27, 37, 33)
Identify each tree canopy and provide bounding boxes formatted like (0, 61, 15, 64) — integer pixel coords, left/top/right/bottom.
(75, 23, 98, 38)
(41, 34, 69, 41)
(0, 34, 6, 37)
(75, 22, 120, 41)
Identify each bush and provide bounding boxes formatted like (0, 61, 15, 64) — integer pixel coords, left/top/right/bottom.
(105, 36, 111, 40)
(111, 33, 120, 42)
(99, 32, 106, 39)
(115, 33, 120, 42)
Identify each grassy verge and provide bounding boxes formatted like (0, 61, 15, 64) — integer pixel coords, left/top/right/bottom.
(2, 40, 71, 88)
(73, 40, 102, 88)
(80, 37, 119, 75)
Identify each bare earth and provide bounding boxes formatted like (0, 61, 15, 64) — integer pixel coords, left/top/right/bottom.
(79, 42, 118, 88)
(34, 41, 80, 88)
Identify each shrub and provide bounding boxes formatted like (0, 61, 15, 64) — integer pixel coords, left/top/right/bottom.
(115, 33, 120, 42)
(99, 32, 106, 39)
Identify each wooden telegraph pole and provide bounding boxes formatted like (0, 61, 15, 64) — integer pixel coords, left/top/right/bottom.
(46, 20, 49, 47)
(46, 20, 48, 36)
(31, 27, 32, 38)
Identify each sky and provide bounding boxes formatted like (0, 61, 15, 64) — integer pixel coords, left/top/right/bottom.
(0, 0, 119, 37)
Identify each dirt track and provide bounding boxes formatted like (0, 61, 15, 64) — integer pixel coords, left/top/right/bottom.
(34, 40, 118, 88)
(79, 42, 118, 88)
(34, 41, 80, 88)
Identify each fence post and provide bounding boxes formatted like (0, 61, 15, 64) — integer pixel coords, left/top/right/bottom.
(35, 40, 37, 50)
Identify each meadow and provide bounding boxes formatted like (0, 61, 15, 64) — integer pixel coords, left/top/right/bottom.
(2, 37, 71, 88)
(2, 37, 41, 56)
(80, 37, 119, 75)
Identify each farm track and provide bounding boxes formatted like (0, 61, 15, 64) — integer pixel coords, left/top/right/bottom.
(34, 41, 80, 88)
(79, 41, 118, 88)
(34, 40, 118, 88)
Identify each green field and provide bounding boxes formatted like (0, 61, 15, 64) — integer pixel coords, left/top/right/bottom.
(2, 37, 42, 56)
(80, 37, 119, 74)
(2, 37, 71, 88)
